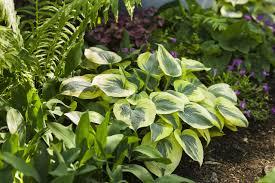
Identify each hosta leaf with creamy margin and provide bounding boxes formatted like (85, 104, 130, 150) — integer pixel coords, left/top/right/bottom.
(174, 80, 205, 102)
(174, 129, 203, 165)
(64, 111, 104, 125)
(150, 92, 186, 114)
(142, 133, 183, 177)
(208, 83, 237, 104)
(137, 52, 162, 76)
(150, 120, 173, 142)
(156, 44, 182, 77)
(126, 91, 149, 105)
(220, 5, 243, 18)
(159, 113, 182, 130)
(92, 74, 137, 97)
(113, 99, 156, 130)
(224, 0, 248, 6)
(216, 97, 248, 128)
(60, 74, 101, 99)
(84, 47, 122, 65)
(181, 58, 211, 72)
(178, 103, 215, 129)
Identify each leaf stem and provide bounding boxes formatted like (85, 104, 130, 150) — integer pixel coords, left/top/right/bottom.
(164, 76, 171, 91)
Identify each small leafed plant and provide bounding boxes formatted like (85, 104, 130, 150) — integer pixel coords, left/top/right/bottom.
(59, 44, 248, 177)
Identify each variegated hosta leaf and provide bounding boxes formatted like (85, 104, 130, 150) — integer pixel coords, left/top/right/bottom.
(174, 129, 203, 165)
(199, 91, 217, 108)
(149, 92, 186, 114)
(196, 129, 211, 146)
(142, 133, 183, 177)
(156, 44, 182, 77)
(178, 103, 215, 129)
(64, 111, 104, 125)
(202, 105, 225, 130)
(224, 0, 248, 6)
(216, 97, 248, 128)
(150, 120, 173, 142)
(166, 90, 189, 103)
(92, 74, 137, 97)
(208, 83, 237, 104)
(220, 5, 243, 18)
(60, 74, 101, 99)
(113, 99, 156, 130)
(159, 113, 182, 130)
(126, 91, 149, 105)
(174, 80, 205, 102)
(181, 58, 210, 72)
(137, 52, 162, 76)
(184, 73, 208, 90)
(84, 47, 122, 65)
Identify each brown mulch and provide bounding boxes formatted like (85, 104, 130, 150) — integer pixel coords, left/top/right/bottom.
(176, 75, 275, 183)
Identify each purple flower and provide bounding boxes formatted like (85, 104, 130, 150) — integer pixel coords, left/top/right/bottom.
(240, 69, 246, 76)
(262, 70, 270, 77)
(244, 110, 251, 118)
(244, 14, 252, 21)
(240, 100, 246, 109)
(232, 58, 243, 67)
(235, 90, 241, 96)
(169, 37, 177, 43)
(271, 106, 275, 115)
(121, 48, 129, 53)
(265, 19, 273, 26)
(170, 51, 178, 58)
(227, 65, 234, 71)
(249, 72, 255, 78)
(130, 48, 136, 52)
(263, 83, 270, 93)
(257, 15, 264, 21)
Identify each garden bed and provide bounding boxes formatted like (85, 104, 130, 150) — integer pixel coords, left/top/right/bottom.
(176, 77, 275, 182)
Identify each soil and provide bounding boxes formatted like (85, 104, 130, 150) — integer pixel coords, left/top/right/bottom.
(176, 76, 275, 183)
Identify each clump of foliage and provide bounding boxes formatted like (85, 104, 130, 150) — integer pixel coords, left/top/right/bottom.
(85, 7, 164, 51)
(258, 168, 275, 183)
(207, 62, 271, 122)
(150, 0, 275, 81)
(0, 0, 249, 182)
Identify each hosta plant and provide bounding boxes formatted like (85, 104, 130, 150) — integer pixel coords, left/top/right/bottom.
(59, 44, 248, 176)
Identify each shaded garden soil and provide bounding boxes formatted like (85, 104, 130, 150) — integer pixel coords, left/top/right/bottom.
(176, 77, 275, 183)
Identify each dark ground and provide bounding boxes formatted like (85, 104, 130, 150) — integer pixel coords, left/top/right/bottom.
(176, 76, 275, 183)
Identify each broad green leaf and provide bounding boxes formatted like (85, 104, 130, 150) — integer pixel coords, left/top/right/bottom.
(220, 5, 243, 18)
(113, 99, 156, 130)
(150, 120, 173, 142)
(6, 108, 23, 134)
(156, 44, 182, 77)
(48, 122, 76, 148)
(64, 111, 104, 125)
(75, 112, 91, 148)
(137, 52, 162, 76)
(142, 133, 183, 177)
(95, 111, 110, 151)
(0, 152, 40, 182)
(64, 40, 83, 76)
(150, 92, 186, 114)
(178, 103, 214, 129)
(174, 129, 203, 165)
(181, 58, 210, 72)
(126, 91, 149, 105)
(92, 74, 137, 97)
(216, 97, 248, 127)
(174, 80, 205, 102)
(159, 113, 182, 130)
(84, 47, 122, 65)
(106, 134, 124, 154)
(51, 175, 74, 183)
(208, 83, 237, 104)
(122, 164, 154, 183)
(155, 174, 195, 183)
(133, 145, 171, 164)
(60, 74, 101, 99)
